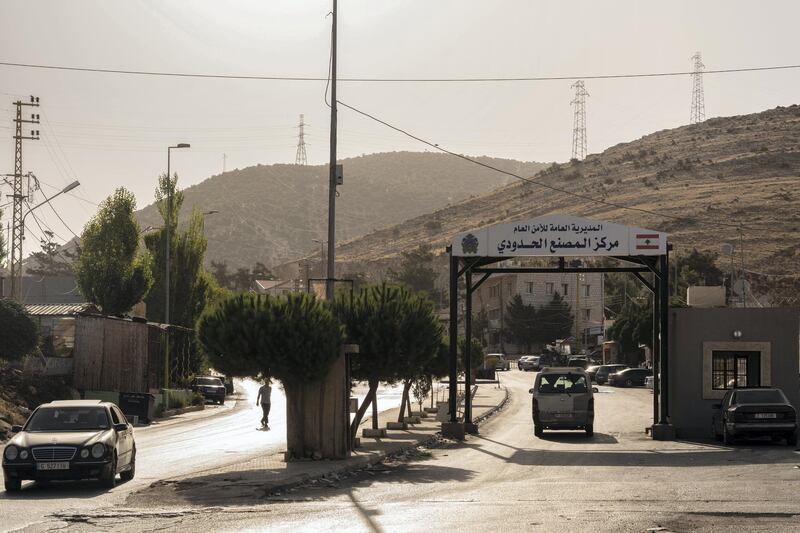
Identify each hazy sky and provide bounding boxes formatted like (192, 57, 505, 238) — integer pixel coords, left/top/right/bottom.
(1, 0, 799, 257)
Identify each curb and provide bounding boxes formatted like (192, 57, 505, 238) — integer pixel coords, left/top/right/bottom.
(473, 385, 510, 425)
(260, 387, 508, 497)
(160, 405, 205, 418)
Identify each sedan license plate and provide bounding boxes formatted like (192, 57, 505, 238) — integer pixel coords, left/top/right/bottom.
(37, 462, 70, 471)
(754, 413, 777, 419)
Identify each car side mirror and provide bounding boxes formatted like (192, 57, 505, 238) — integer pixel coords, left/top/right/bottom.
(528, 388, 535, 394)
(711, 403, 721, 409)
(11, 425, 22, 433)
(592, 387, 599, 393)
(114, 423, 128, 432)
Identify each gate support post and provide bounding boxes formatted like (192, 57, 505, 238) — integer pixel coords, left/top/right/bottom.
(652, 249, 675, 440)
(443, 246, 466, 439)
(464, 268, 477, 434)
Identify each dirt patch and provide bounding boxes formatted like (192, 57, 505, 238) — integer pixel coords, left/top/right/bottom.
(0, 361, 78, 441)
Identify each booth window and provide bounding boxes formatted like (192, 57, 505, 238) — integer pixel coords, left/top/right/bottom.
(712, 351, 761, 390)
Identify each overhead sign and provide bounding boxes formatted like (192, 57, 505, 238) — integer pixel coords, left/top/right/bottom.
(452, 214, 667, 257)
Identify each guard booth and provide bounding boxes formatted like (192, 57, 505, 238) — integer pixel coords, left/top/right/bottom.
(444, 214, 674, 440)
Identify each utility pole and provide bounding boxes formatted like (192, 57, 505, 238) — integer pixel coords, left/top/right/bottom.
(690, 52, 706, 124)
(570, 81, 588, 160)
(575, 273, 581, 351)
(325, 0, 338, 301)
(9, 96, 40, 301)
(295, 114, 308, 165)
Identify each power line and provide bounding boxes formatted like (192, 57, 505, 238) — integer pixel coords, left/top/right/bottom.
(1, 60, 799, 83)
(336, 99, 749, 231)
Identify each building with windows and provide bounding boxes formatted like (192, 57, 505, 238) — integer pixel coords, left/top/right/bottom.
(668, 307, 800, 439)
(473, 268, 604, 354)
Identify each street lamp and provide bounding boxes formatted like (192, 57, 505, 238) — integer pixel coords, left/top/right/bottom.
(164, 143, 189, 394)
(15, 180, 80, 299)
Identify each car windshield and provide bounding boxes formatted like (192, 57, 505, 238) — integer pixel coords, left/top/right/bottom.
(198, 377, 223, 386)
(735, 389, 785, 404)
(26, 407, 110, 432)
(538, 373, 588, 394)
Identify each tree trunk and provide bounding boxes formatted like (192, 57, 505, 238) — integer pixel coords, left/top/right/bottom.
(398, 379, 412, 422)
(350, 380, 376, 442)
(371, 379, 379, 429)
(284, 382, 306, 460)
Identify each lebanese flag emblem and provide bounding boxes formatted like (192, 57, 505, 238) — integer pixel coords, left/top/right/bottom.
(635, 233, 660, 250)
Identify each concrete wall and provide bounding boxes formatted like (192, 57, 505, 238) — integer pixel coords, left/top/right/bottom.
(669, 307, 800, 439)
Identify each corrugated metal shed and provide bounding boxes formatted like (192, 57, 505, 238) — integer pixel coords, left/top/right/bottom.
(25, 303, 97, 317)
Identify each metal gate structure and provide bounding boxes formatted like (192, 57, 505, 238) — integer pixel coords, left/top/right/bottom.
(445, 215, 675, 440)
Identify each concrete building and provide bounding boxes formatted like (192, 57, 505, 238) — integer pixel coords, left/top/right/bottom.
(668, 307, 800, 439)
(252, 279, 301, 296)
(474, 267, 604, 354)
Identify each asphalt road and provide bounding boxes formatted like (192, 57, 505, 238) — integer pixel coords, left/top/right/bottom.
(0, 379, 403, 532)
(75, 369, 799, 533)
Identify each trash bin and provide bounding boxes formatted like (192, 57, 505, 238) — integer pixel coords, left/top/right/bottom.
(119, 392, 155, 425)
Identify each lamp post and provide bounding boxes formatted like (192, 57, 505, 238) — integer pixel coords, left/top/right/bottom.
(15, 180, 80, 300)
(164, 143, 189, 394)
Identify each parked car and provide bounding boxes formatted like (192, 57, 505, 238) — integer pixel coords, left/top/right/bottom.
(594, 364, 629, 385)
(214, 375, 234, 395)
(608, 368, 653, 387)
(586, 365, 601, 382)
(529, 367, 595, 437)
(488, 353, 510, 371)
(712, 387, 797, 446)
(567, 357, 589, 369)
(2, 400, 136, 492)
(190, 376, 227, 404)
(518, 356, 539, 372)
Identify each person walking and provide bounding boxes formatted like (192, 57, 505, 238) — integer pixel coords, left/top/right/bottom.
(257, 378, 272, 427)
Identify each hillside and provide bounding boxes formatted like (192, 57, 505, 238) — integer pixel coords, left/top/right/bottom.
(330, 106, 800, 293)
(135, 152, 547, 269)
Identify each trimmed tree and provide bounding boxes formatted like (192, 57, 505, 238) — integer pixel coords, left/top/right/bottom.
(74, 188, 153, 315)
(197, 292, 343, 459)
(335, 283, 404, 439)
(0, 299, 38, 361)
(395, 292, 443, 421)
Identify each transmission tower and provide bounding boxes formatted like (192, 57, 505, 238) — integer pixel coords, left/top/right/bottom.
(690, 52, 706, 124)
(295, 114, 308, 165)
(570, 80, 589, 160)
(9, 96, 40, 300)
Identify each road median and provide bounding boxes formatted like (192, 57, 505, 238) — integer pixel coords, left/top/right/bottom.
(125, 382, 507, 508)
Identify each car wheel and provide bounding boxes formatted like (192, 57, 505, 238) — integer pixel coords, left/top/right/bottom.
(787, 433, 798, 447)
(101, 455, 117, 489)
(711, 421, 722, 442)
(625, 379, 633, 387)
(4, 478, 21, 492)
(585, 425, 594, 437)
(534, 425, 543, 438)
(722, 424, 734, 446)
(120, 448, 136, 482)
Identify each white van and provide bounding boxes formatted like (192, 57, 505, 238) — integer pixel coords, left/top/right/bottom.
(529, 367, 595, 437)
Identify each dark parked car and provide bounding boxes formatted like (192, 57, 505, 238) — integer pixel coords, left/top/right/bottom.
(190, 376, 227, 404)
(712, 387, 797, 446)
(608, 368, 652, 387)
(2, 400, 136, 492)
(594, 364, 628, 385)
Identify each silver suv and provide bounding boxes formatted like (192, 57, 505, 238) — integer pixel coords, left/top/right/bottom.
(529, 367, 594, 437)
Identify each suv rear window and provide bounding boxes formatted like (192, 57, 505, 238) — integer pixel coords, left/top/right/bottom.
(538, 373, 588, 394)
(197, 377, 223, 386)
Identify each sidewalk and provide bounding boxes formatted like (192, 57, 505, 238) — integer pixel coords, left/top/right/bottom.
(126, 383, 508, 508)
